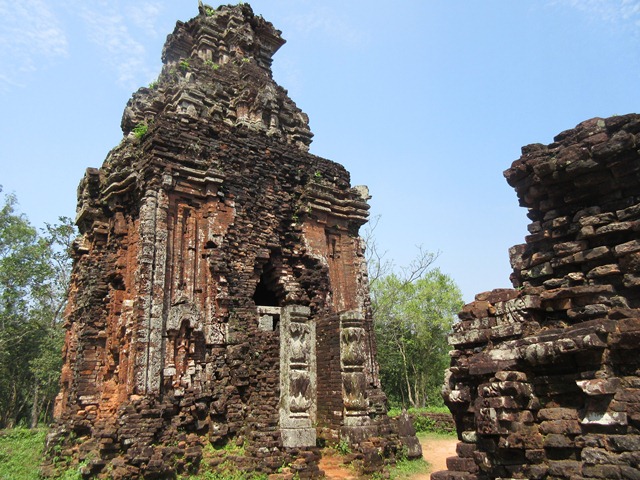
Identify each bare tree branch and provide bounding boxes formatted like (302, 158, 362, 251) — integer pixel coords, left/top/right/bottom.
(363, 214, 393, 289)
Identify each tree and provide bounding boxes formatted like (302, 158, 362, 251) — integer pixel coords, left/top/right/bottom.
(365, 217, 463, 408)
(371, 270, 463, 408)
(0, 188, 74, 428)
(28, 218, 75, 427)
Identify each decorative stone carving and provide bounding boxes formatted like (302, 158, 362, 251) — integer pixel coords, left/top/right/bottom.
(280, 305, 316, 447)
(341, 326, 366, 367)
(339, 310, 378, 443)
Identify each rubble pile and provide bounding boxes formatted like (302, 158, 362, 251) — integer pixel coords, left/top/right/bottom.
(436, 114, 640, 480)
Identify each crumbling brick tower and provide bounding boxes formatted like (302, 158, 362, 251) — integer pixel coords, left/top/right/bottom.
(435, 114, 640, 480)
(49, 4, 409, 478)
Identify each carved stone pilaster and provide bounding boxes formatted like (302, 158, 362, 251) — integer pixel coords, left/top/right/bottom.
(280, 305, 316, 447)
(339, 310, 377, 442)
(135, 188, 169, 394)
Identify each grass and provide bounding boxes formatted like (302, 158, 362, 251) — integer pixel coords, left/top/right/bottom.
(0, 428, 47, 480)
(388, 456, 430, 479)
(178, 464, 268, 480)
(418, 431, 457, 442)
(387, 405, 450, 417)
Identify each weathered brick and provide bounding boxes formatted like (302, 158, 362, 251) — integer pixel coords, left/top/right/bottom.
(582, 464, 622, 479)
(443, 114, 640, 480)
(548, 460, 582, 477)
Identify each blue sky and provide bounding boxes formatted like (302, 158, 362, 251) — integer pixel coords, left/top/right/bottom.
(1, 0, 639, 302)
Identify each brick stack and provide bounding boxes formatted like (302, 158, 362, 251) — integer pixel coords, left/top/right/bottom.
(435, 114, 640, 479)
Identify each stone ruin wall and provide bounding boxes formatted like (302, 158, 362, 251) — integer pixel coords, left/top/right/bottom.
(46, 4, 419, 478)
(435, 114, 640, 480)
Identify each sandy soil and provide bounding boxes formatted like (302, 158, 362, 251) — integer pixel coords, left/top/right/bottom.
(318, 434, 458, 479)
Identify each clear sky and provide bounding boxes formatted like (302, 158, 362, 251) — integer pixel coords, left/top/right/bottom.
(1, 0, 639, 303)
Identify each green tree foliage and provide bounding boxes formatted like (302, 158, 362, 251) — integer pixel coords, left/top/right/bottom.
(0, 188, 74, 428)
(371, 270, 463, 408)
(366, 217, 463, 408)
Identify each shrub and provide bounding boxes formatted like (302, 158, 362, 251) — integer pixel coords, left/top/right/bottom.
(334, 439, 351, 455)
(387, 406, 455, 434)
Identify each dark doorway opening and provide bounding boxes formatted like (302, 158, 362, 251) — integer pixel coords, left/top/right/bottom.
(253, 272, 280, 306)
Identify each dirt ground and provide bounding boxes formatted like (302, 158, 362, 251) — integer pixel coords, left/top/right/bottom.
(318, 452, 359, 480)
(411, 434, 458, 479)
(318, 434, 458, 479)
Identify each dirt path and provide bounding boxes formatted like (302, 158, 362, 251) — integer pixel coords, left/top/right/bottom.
(410, 434, 458, 479)
(318, 451, 358, 479)
(318, 434, 457, 479)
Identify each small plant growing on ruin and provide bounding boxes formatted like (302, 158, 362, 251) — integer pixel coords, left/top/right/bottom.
(335, 439, 351, 455)
(241, 57, 251, 63)
(205, 59, 220, 70)
(148, 80, 158, 89)
(179, 59, 190, 72)
(205, 6, 215, 16)
(133, 122, 148, 139)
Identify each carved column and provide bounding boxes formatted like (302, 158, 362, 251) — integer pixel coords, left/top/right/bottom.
(340, 310, 375, 442)
(279, 305, 316, 447)
(135, 188, 169, 394)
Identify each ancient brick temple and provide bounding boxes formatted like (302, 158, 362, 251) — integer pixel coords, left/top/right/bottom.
(434, 114, 640, 479)
(47, 4, 416, 478)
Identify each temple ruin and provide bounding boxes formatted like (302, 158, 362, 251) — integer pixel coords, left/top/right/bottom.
(46, 4, 418, 478)
(435, 114, 640, 479)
